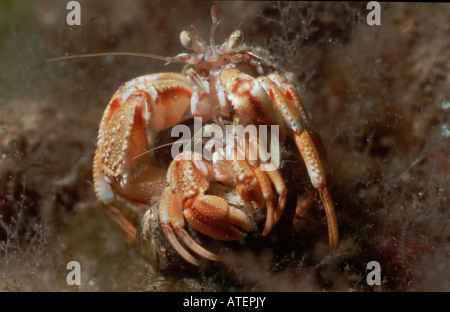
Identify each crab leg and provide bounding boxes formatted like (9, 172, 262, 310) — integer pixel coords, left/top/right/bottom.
(251, 166, 275, 235)
(215, 141, 282, 235)
(219, 67, 338, 249)
(266, 74, 339, 249)
(265, 169, 288, 227)
(259, 75, 339, 250)
(245, 135, 287, 235)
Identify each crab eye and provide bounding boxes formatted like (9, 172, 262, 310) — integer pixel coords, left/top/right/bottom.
(180, 31, 193, 49)
(227, 30, 244, 50)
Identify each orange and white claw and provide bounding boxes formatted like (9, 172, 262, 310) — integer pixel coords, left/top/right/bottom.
(184, 194, 252, 241)
(159, 187, 219, 266)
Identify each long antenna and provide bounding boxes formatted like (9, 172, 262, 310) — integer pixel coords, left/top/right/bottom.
(46, 51, 172, 63)
(210, 5, 221, 53)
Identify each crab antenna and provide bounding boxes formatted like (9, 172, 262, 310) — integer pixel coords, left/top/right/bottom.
(46, 51, 173, 64)
(209, 5, 221, 53)
(189, 25, 208, 52)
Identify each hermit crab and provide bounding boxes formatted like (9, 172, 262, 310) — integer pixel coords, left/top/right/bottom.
(92, 6, 339, 267)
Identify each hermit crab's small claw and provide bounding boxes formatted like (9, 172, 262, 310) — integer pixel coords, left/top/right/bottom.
(157, 152, 255, 266)
(159, 187, 219, 266)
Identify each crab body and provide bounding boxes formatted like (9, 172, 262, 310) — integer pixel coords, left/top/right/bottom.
(93, 6, 339, 267)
